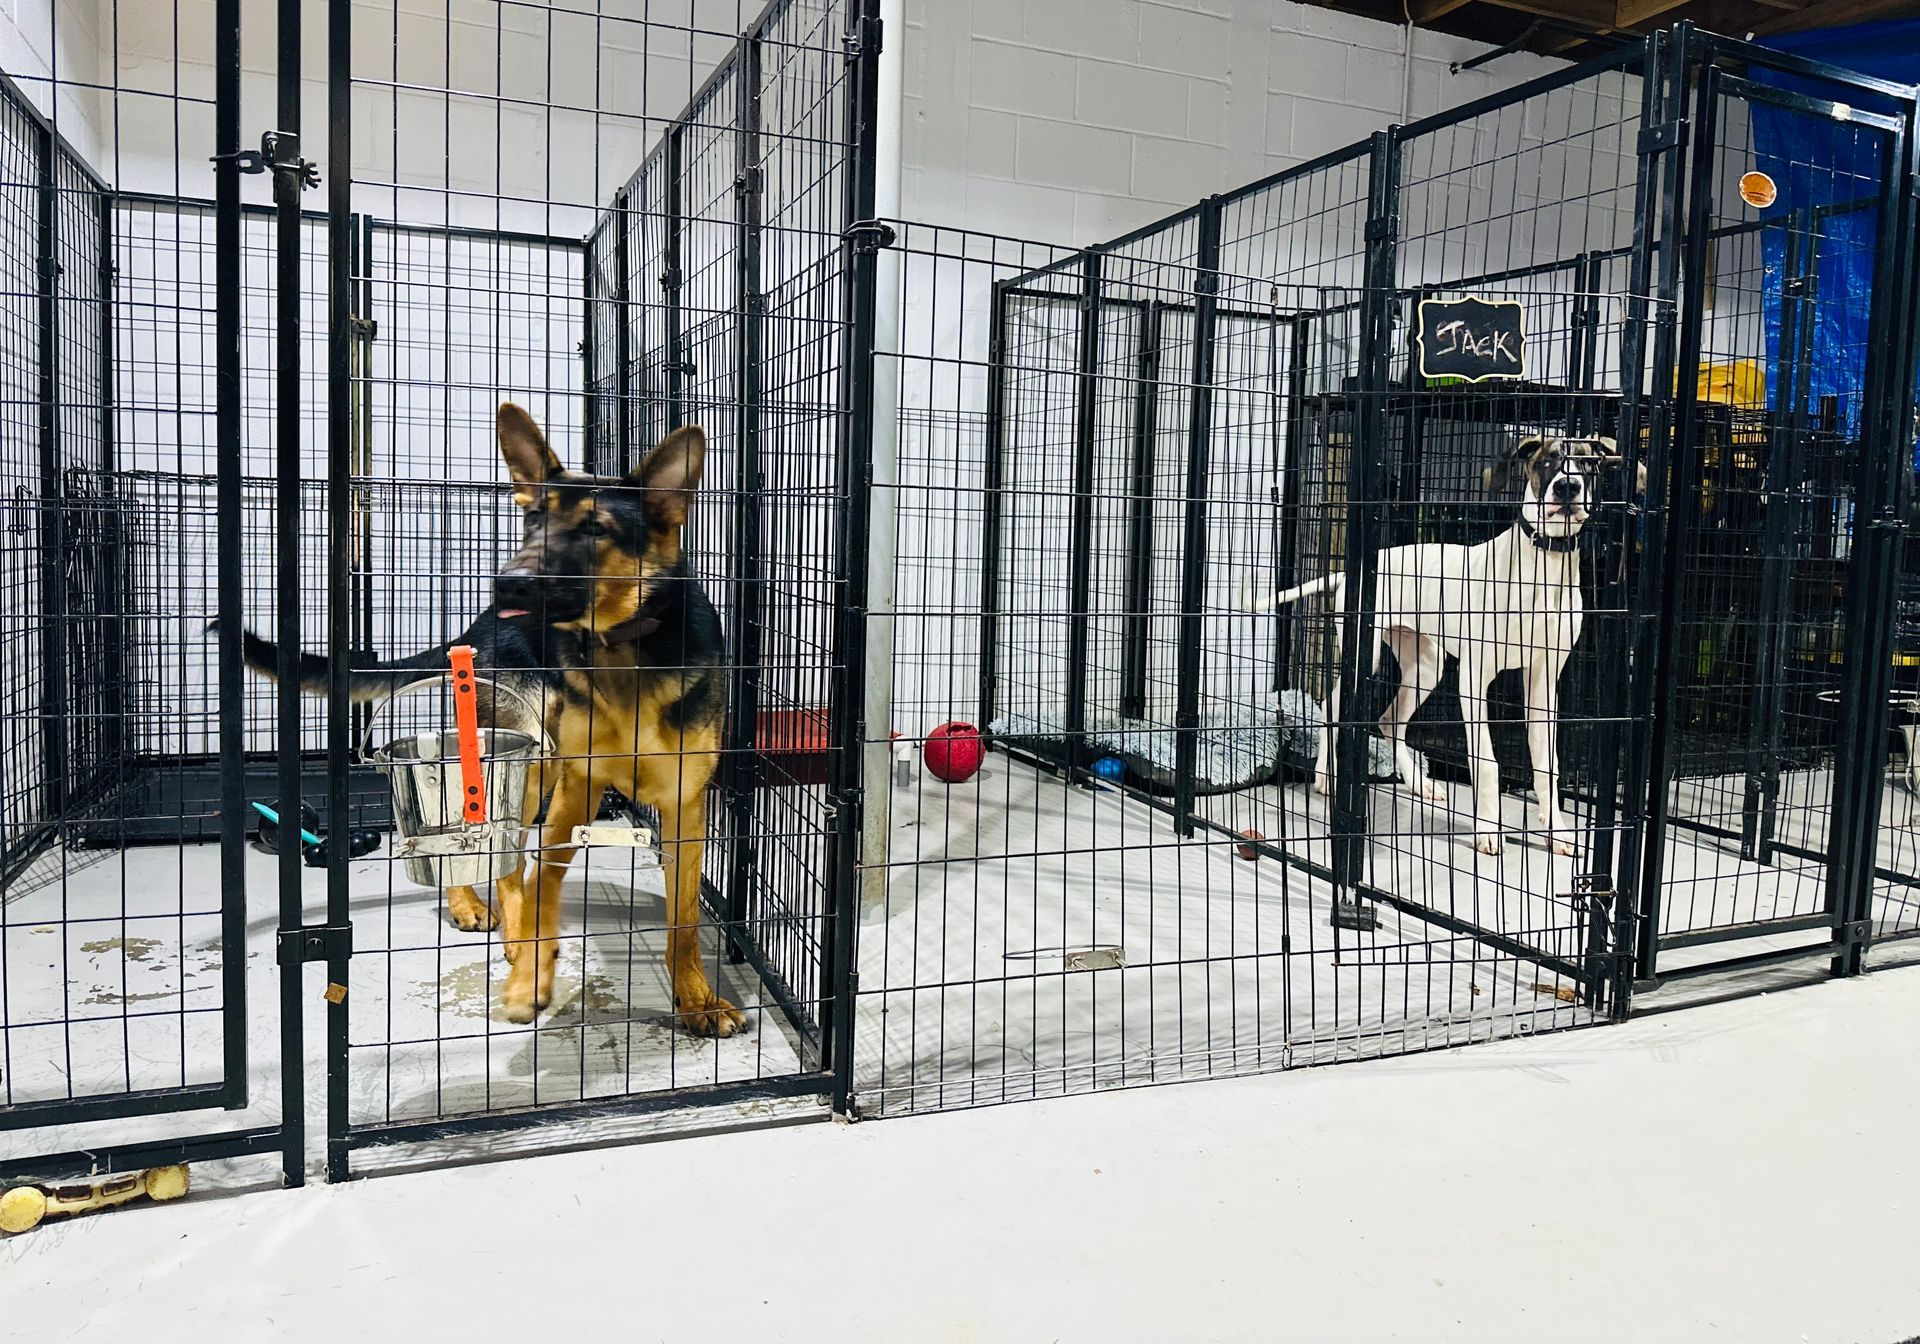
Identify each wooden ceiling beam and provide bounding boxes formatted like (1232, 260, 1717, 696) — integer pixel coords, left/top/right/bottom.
(1410, 0, 1479, 20)
(1614, 0, 1694, 26)
(1542, 30, 1600, 53)
(1477, 0, 1622, 31)
(1755, 0, 1920, 32)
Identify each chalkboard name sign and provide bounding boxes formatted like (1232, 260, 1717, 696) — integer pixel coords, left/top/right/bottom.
(1414, 296, 1527, 383)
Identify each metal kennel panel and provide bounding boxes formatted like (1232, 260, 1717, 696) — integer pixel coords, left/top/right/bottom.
(0, 76, 56, 891)
(323, 0, 879, 1174)
(1638, 34, 1916, 981)
(0, 3, 309, 1187)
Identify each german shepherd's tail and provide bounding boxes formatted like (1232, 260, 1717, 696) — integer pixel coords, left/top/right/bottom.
(214, 622, 449, 703)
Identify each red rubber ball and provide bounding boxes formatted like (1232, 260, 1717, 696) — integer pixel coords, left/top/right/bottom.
(923, 722, 986, 783)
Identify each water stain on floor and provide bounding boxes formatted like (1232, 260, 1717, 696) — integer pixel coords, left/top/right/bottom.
(416, 960, 643, 1025)
(82, 988, 181, 1006)
(78, 936, 164, 962)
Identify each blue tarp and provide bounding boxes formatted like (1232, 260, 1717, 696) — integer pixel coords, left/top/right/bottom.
(1751, 23, 1919, 455)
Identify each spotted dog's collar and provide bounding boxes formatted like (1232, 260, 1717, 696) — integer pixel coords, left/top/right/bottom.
(1516, 514, 1582, 554)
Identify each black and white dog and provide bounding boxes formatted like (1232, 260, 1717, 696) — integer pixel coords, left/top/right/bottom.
(1241, 435, 1642, 857)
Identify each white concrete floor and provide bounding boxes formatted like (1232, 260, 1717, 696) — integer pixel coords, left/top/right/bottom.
(8, 966, 1919, 1344)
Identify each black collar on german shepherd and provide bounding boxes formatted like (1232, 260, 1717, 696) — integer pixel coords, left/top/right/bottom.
(238, 404, 744, 1035)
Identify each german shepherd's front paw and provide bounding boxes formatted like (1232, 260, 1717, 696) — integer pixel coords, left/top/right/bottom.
(445, 885, 498, 933)
(676, 991, 747, 1038)
(501, 951, 556, 1024)
(502, 975, 539, 1024)
(1471, 829, 1504, 856)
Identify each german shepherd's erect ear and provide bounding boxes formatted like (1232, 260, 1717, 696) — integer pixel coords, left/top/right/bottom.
(498, 402, 563, 507)
(626, 425, 706, 531)
(1483, 434, 1547, 494)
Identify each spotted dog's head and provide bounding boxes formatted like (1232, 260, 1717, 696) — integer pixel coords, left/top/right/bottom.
(491, 403, 706, 634)
(1482, 434, 1642, 539)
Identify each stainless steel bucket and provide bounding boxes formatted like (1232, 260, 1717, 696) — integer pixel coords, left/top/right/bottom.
(363, 677, 547, 890)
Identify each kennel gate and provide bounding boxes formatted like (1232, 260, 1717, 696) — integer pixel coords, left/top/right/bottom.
(0, 33, 314, 1186)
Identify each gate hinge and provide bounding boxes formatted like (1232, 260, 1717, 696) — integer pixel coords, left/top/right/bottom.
(1840, 918, 1873, 948)
(1638, 119, 1687, 156)
(276, 922, 353, 966)
(350, 316, 378, 340)
(1192, 271, 1219, 297)
(844, 219, 897, 254)
(829, 786, 865, 824)
(734, 167, 763, 199)
(659, 266, 683, 293)
(1364, 215, 1397, 242)
(843, 14, 883, 61)
(36, 256, 62, 283)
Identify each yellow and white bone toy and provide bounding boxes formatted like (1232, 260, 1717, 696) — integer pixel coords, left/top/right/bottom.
(0, 1163, 189, 1234)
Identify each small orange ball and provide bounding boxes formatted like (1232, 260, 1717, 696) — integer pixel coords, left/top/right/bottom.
(1236, 829, 1264, 861)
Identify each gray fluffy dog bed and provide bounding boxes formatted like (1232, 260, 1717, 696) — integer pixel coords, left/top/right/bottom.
(990, 690, 1396, 795)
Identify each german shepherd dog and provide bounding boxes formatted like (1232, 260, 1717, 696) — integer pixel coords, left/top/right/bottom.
(237, 404, 746, 1035)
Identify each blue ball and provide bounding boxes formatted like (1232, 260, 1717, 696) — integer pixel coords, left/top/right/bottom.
(1090, 756, 1127, 781)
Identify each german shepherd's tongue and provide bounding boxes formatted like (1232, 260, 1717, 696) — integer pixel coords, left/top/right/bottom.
(496, 608, 530, 619)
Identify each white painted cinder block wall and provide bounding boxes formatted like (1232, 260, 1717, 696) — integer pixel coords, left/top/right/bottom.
(13, 0, 1575, 246)
(1, 0, 108, 162)
(899, 0, 1574, 247)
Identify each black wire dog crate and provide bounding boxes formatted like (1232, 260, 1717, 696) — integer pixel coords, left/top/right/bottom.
(4, 7, 1920, 1181)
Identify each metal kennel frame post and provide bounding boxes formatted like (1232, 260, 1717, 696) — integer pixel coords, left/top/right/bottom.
(827, 0, 887, 1110)
(1328, 133, 1399, 915)
(1171, 197, 1221, 839)
(1063, 252, 1104, 775)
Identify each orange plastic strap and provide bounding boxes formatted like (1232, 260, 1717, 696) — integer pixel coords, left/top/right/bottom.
(448, 645, 487, 825)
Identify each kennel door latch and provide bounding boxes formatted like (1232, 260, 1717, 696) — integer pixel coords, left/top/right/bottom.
(213, 132, 321, 199)
(276, 922, 354, 967)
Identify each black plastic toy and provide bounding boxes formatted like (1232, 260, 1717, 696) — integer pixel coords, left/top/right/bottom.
(251, 800, 382, 867)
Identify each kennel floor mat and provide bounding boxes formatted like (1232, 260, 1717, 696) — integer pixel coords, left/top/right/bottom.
(1, 842, 804, 1173)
